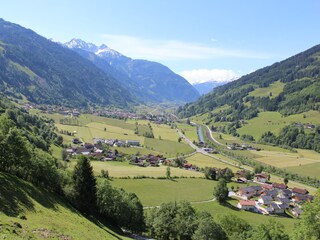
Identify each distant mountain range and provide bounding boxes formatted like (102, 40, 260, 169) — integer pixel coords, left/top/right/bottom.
(0, 18, 199, 109)
(192, 81, 228, 95)
(64, 39, 200, 103)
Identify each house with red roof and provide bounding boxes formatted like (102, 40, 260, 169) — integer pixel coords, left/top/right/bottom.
(237, 200, 257, 211)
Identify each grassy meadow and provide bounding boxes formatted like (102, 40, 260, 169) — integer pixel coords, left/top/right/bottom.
(0, 172, 129, 240)
(237, 110, 320, 140)
(185, 153, 240, 171)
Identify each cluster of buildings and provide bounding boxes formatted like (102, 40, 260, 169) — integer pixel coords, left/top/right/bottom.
(227, 143, 261, 151)
(66, 142, 120, 161)
(130, 154, 167, 167)
(93, 138, 140, 147)
(294, 122, 316, 129)
(236, 172, 313, 217)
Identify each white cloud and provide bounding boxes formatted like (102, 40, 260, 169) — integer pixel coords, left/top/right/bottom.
(101, 34, 271, 61)
(180, 69, 240, 84)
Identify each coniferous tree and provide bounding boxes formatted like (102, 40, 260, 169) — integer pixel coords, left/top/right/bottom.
(73, 155, 96, 213)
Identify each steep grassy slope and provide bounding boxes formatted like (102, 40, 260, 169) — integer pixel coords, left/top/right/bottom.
(178, 44, 320, 118)
(0, 172, 129, 240)
(0, 19, 135, 108)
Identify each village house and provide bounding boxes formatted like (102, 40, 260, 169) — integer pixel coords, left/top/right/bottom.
(272, 182, 287, 190)
(254, 173, 268, 183)
(258, 195, 273, 205)
(237, 200, 257, 211)
(93, 138, 105, 144)
(126, 140, 140, 146)
(292, 187, 309, 195)
(291, 206, 303, 217)
(266, 203, 286, 214)
(238, 186, 262, 199)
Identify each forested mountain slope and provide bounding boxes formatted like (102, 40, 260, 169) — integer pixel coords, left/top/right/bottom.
(178, 44, 320, 119)
(0, 19, 135, 108)
(65, 39, 200, 103)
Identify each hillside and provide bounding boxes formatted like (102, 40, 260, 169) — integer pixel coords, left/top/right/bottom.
(0, 19, 135, 108)
(0, 172, 129, 240)
(178, 44, 320, 118)
(65, 39, 200, 103)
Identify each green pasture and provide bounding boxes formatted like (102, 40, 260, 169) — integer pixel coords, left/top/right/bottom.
(238, 110, 320, 140)
(144, 138, 194, 157)
(110, 178, 217, 206)
(248, 80, 285, 99)
(176, 123, 199, 142)
(151, 123, 181, 141)
(79, 161, 203, 178)
(0, 172, 129, 240)
(253, 149, 320, 168)
(287, 162, 320, 179)
(185, 153, 240, 171)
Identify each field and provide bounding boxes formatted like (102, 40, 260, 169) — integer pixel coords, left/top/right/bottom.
(287, 162, 320, 179)
(176, 123, 199, 142)
(248, 80, 285, 99)
(253, 149, 320, 168)
(45, 113, 193, 157)
(144, 138, 194, 156)
(111, 178, 298, 231)
(110, 178, 216, 206)
(237, 110, 320, 140)
(185, 153, 240, 171)
(69, 160, 203, 178)
(0, 172, 129, 240)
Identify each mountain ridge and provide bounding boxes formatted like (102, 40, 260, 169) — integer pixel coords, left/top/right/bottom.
(65, 38, 201, 103)
(0, 18, 136, 108)
(178, 44, 320, 118)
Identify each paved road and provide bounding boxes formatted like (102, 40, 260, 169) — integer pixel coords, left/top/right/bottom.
(176, 128, 243, 169)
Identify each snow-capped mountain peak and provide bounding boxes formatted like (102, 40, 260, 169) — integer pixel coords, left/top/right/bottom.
(64, 39, 124, 59)
(65, 38, 98, 53)
(95, 45, 122, 58)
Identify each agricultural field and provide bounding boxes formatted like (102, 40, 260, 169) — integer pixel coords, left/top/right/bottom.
(69, 160, 203, 178)
(248, 80, 285, 99)
(43, 112, 194, 157)
(150, 123, 180, 141)
(237, 110, 320, 140)
(111, 178, 215, 206)
(176, 123, 199, 143)
(185, 153, 240, 171)
(253, 149, 320, 168)
(144, 138, 194, 157)
(287, 162, 320, 180)
(111, 178, 298, 231)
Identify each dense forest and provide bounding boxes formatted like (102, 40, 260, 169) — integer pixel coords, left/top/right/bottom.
(178, 44, 320, 118)
(0, 19, 135, 108)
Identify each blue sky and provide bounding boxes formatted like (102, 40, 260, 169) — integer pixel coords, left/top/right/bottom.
(1, 0, 319, 84)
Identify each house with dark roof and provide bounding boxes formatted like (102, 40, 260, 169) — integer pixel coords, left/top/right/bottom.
(258, 195, 273, 205)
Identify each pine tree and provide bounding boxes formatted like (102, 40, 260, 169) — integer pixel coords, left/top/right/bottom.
(73, 155, 96, 213)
